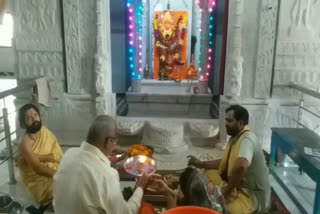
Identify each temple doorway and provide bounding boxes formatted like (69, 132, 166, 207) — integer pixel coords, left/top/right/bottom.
(110, 0, 228, 119)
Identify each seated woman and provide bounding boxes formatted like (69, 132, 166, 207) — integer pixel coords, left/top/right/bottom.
(15, 104, 63, 205)
(151, 167, 229, 214)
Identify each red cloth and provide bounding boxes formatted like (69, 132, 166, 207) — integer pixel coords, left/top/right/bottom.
(139, 201, 155, 214)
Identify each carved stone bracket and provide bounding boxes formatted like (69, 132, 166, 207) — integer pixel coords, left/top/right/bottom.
(96, 94, 116, 117)
(63, 0, 81, 93)
(254, 0, 279, 98)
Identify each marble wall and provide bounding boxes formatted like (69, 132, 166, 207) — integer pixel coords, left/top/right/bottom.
(14, 0, 64, 92)
(0, 47, 15, 74)
(274, 0, 320, 89)
(13, 0, 115, 144)
(220, 0, 320, 152)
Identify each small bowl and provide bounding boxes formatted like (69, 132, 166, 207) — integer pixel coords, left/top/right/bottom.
(108, 153, 126, 163)
(9, 201, 24, 214)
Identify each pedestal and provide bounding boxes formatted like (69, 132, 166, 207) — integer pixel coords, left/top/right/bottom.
(198, 80, 208, 94)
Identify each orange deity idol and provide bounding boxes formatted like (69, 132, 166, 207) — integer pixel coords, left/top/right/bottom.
(153, 11, 188, 80)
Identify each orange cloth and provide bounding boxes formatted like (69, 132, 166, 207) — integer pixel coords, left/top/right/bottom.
(139, 201, 156, 214)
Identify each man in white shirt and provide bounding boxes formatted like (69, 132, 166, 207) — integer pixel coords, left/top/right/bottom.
(53, 115, 151, 214)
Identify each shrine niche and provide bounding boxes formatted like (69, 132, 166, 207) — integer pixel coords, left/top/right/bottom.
(117, 0, 225, 119)
(122, 0, 223, 88)
(153, 11, 188, 80)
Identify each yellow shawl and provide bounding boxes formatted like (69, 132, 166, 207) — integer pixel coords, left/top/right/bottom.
(218, 126, 250, 180)
(16, 126, 63, 204)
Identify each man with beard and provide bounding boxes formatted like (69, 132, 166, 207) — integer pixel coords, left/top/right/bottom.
(188, 105, 270, 214)
(16, 103, 63, 206)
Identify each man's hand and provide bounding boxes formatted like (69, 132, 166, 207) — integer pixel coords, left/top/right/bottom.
(167, 190, 178, 209)
(116, 164, 127, 177)
(187, 155, 202, 168)
(35, 153, 59, 163)
(149, 178, 171, 194)
(222, 186, 236, 204)
(207, 182, 216, 195)
(136, 173, 152, 190)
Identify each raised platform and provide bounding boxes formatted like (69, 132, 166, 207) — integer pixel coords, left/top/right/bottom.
(115, 116, 222, 170)
(126, 80, 217, 119)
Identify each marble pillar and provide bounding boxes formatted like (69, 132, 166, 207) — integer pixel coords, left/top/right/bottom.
(94, 0, 116, 116)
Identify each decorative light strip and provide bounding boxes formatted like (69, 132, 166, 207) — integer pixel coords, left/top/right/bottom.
(127, 0, 137, 79)
(200, 0, 216, 81)
(137, 3, 143, 79)
(205, 0, 216, 80)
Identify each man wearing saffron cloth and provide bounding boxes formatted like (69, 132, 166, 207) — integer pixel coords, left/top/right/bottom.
(16, 104, 63, 205)
(188, 105, 271, 214)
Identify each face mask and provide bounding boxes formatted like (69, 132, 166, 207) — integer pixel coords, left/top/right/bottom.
(26, 121, 42, 134)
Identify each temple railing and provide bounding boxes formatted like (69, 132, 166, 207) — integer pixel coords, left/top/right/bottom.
(276, 82, 320, 131)
(0, 80, 36, 184)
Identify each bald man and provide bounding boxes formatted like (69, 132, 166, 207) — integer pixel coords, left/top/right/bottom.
(53, 115, 151, 214)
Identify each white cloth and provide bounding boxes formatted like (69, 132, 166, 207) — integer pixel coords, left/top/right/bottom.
(35, 77, 50, 107)
(53, 142, 143, 214)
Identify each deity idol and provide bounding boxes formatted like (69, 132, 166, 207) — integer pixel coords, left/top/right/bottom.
(154, 11, 187, 80)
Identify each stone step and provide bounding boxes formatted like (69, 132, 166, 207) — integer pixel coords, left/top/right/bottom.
(126, 93, 214, 119)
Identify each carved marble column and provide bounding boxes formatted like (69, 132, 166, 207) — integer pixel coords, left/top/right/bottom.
(94, 0, 116, 116)
(219, 0, 244, 146)
(62, 0, 81, 93)
(223, 0, 243, 98)
(254, 0, 278, 98)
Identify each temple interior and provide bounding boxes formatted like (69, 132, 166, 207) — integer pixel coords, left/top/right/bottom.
(1, 0, 320, 213)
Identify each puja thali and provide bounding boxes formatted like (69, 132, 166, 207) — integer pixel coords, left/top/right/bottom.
(124, 155, 156, 176)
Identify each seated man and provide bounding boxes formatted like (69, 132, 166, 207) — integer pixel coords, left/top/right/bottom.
(53, 115, 151, 214)
(188, 105, 271, 214)
(16, 104, 63, 205)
